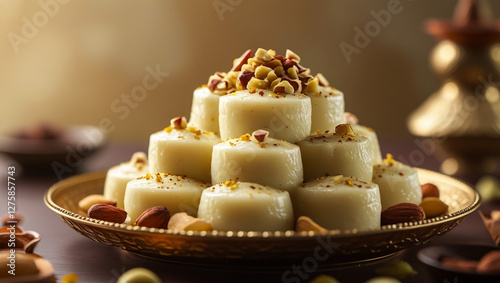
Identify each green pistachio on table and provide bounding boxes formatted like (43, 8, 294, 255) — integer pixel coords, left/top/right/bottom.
(476, 175, 500, 202)
(374, 259, 417, 280)
(309, 274, 340, 283)
(117, 267, 161, 283)
(365, 276, 401, 283)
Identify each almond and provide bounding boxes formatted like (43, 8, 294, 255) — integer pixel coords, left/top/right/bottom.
(285, 49, 301, 63)
(381, 203, 426, 225)
(295, 216, 327, 233)
(167, 212, 212, 231)
(238, 72, 255, 89)
(87, 203, 127, 223)
(170, 116, 187, 130)
(135, 206, 170, 229)
(252, 129, 269, 143)
(420, 197, 448, 218)
(335, 124, 356, 136)
(231, 49, 253, 72)
(315, 73, 329, 87)
(421, 183, 440, 199)
(491, 210, 500, 220)
(477, 251, 500, 274)
(441, 256, 478, 273)
(343, 112, 358, 125)
(79, 194, 115, 212)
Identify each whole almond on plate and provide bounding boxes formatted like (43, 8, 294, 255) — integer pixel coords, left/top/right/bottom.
(295, 216, 327, 233)
(88, 203, 127, 223)
(135, 206, 170, 229)
(79, 194, 116, 212)
(168, 212, 212, 231)
(477, 250, 500, 274)
(381, 203, 426, 225)
(421, 183, 440, 199)
(420, 197, 448, 218)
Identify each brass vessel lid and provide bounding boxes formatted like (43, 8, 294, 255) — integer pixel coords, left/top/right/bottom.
(426, 0, 500, 44)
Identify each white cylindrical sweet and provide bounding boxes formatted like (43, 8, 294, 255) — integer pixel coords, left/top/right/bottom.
(148, 126, 220, 183)
(103, 152, 149, 209)
(124, 173, 207, 223)
(188, 87, 221, 134)
(211, 133, 303, 192)
(308, 87, 345, 133)
(197, 181, 294, 231)
(372, 157, 422, 210)
(293, 175, 381, 231)
(297, 132, 373, 182)
(219, 90, 312, 143)
(353, 124, 383, 165)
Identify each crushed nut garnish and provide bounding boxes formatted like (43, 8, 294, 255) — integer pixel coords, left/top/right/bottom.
(224, 180, 239, 190)
(240, 134, 251, 141)
(155, 173, 163, 182)
(332, 175, 344, 184)
(386, 153, 394, 166)
(170, 116, 188, 130)
(335, 124, 356, 136)
(252, 129, 269, 143)
(139, 173, 153, 180)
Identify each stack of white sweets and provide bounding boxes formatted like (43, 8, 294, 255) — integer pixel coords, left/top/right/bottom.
(103, 48, 422, 232)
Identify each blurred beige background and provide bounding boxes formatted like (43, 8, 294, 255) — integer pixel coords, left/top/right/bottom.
(1, 0, 499, 143)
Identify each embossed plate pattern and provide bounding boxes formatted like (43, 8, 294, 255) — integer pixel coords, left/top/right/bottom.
(44, 168, 480, 265)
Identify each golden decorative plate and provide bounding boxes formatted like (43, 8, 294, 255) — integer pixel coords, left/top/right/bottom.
(44, 168, 480, 266)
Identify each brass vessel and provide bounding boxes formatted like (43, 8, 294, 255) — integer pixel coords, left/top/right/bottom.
(408, 0, 500, 179)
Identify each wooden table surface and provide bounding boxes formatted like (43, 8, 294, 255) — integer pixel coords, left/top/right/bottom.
(3, 140, 499, 283)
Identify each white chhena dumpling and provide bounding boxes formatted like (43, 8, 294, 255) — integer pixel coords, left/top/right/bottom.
(307, 85, 345, 133)
(353, 124, 383, 165)
(297, 124, 373, 182)
(197, 181, 294, 231)
(103, 152, 149, 209)
(293, 175, 381, 231)
(211, 130, 303, 192)
(124, 173, 206, 223)
(188, 87, 222, 134)
(219, 90, 312, 143)
(372, 154, 422, 210)
(148, 117, 220, 183)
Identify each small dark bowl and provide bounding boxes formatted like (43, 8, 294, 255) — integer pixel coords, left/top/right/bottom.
(417, 244, 500, 282)
(0, 125, 105, 174)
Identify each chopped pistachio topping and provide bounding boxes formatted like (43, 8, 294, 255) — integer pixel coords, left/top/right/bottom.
(130, 152, 147, 167)
(252, 129, 269, 143)
(385, 153, 395, 166)
(224, 180, 239, 190)
(240, 134, 251, 141)
(205, 48, 334, 95)
(170, 116, 188, 130)
(335, 124, 356, 136)
(332, 175, 344, 184)
(155, 173, 163, 182)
